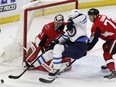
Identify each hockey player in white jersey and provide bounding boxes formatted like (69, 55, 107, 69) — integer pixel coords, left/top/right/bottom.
(48, 9, 89, 77)
(33, 9, 89, 76)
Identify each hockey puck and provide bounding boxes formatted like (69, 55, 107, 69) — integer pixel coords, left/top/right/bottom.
(1, 79, 4, 83)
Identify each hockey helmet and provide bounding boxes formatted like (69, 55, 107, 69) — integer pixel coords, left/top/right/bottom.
(68, 9, 80, 19)
(54, 14, 64, 32)
(88, 8, 99, 15)
(54, 14, 64, 23)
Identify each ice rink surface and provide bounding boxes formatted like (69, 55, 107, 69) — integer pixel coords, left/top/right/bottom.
(0, 5, 116, 87)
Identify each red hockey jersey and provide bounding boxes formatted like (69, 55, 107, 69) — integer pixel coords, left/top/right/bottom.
(91, 15, 116, 41)
(37, 22, 66, 47)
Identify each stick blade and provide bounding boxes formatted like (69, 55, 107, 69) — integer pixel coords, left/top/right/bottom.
(8, 75, 20, 79)
(39, 78, 55, 83)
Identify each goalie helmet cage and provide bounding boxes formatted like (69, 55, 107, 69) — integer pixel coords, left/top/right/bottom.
(23, 0, 78, 62)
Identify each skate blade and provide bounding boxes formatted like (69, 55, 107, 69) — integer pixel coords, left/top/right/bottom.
(48, 75, 60, 79)
(103, 78, 116, 81)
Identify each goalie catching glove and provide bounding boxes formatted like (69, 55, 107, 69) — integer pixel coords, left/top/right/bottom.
(25, 35, 48, 65)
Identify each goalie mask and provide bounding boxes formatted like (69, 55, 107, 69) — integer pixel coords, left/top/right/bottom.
(54, 14, 64, 32)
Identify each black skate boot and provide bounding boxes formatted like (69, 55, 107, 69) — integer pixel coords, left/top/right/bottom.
(104, 70, 116, 79)
(48, 69, 60, 79)
(101, 65, 108, 70)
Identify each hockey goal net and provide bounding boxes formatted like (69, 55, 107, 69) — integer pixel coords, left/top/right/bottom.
(0, 0, 78, 65)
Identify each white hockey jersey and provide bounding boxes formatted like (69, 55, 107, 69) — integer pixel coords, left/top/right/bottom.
(59, 14, 88, 43)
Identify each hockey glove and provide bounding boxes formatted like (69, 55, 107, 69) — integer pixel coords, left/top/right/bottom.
(47, 40, 59, 50)
(39, 34, 48, 47)
(38, 34, 48, 53)
(66, 19, 74, 31)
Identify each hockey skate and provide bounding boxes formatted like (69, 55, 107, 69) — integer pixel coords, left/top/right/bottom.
(48, 69, 60, 79)
(104, 70, 116, 79)
(39, 69, 60, 83)
(101, 65, 108, 70)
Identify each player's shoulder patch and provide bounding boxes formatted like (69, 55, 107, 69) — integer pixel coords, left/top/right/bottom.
(45, 24, 50, 30)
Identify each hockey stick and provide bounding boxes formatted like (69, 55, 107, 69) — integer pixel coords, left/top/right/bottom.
(8, 52, 45, 79)
(8, 33, 64, 79)
(39, 58, 77, 83)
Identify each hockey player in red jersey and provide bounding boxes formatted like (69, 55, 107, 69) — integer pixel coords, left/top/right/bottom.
(87, 8, 116, 79)
(25, 14, 71, 72)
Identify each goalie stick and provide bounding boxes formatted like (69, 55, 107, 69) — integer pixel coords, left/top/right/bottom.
(8, 40, 60, 79)
(8, 51, 45, 79)
(39, 58, 76, 83)
(8, 33, 64, 79)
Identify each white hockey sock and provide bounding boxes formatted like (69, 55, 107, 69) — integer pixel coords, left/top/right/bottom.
(53, 57, 62, 70)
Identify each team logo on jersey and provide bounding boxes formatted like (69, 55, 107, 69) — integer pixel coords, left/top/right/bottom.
(45, 25, 50, 30)
(67, 28, 76, 37)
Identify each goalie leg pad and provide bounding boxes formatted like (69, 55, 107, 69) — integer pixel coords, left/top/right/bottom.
(31, 57, 72, 72)
(25, 42, 37, 59)
(32, 60, 53, 72)
(33, 50, 53, 66)
(26, 42, 41, 62)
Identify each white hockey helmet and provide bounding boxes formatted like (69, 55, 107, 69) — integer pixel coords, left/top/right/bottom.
(68, 9, 80, 19)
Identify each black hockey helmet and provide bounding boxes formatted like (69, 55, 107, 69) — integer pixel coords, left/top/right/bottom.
(88, 8, 99, 15)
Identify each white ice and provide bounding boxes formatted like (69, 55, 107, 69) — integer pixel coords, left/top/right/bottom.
(0, 6, 116, 87)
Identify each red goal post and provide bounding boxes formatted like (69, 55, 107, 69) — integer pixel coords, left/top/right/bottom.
(23, 0, 78, 62)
